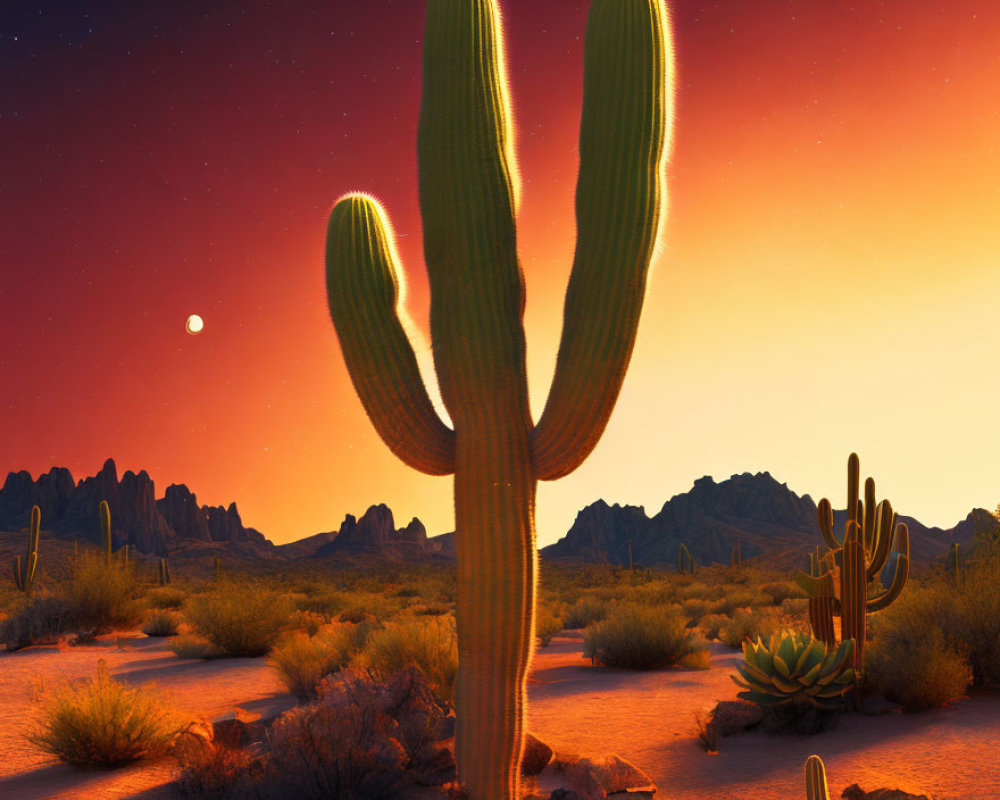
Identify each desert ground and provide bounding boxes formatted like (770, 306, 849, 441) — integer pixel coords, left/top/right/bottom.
(2, 625, 997, 800)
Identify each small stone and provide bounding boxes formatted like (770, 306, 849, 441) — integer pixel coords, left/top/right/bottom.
(568, 755, 657, 796)
(707, 700, 764, 737)
(521, 732, 555, 777)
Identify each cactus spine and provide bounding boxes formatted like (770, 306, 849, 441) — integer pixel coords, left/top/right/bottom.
(804, 755, 831, 800)
(795, 453, 909, 698)
(678, 542, 696, 575)
(100, 500, 112, 566)
(324, 1, 672, 795)
(13, 505, 41, 594)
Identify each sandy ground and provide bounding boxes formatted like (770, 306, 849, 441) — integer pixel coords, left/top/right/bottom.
(1, 631, 997, 799)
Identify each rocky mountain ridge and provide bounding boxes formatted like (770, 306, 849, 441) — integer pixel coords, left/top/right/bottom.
(0, 459, 272, 557)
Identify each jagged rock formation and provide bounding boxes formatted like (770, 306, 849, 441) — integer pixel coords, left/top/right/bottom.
(314, 504, 435, 560)
(542, 471, 983, 570)
(0, 459, 272, 556)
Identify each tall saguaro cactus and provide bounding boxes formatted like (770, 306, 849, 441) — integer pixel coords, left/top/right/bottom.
(324, 1, 673, 796)
(13, 505, 41, 594)
(100, 500, 112, 566)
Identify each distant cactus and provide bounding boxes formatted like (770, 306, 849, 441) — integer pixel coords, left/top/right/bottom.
(794, 453, 909, 703)
(158, 558, 171, 586)
(946, 542, 960, 582)
(214, 556, 221, 582)
(678, 542, 696, 575)
(324, 0, 673, 793)
(120, 544, 129, 569)
(804, 755, 831, 800)
(13, 505, 41, 594)
(731, 541, 742, 568)
(100, 500, 112, 566)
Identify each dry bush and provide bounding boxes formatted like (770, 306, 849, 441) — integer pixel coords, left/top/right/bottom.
(294, 592, 347, 617)
(718, 607, 782, 649)
(141, 609, 180, 637)
(583, 603, 705, 670)
(355, 615, 458, 702)
(268, 628, 355, 702)
(60, 550, 144, 636)
(759, 580, 807, 605)
(680, 597, 710, 623)
(29, 660, 181, 767)
(953, 551, 1000, 688)
(866, 626, 971, 711)
(185, 583, 293, 657)
(285, 609, 326, 637)
(1, 594, 69, 651)
(698, 612, 731, 642)
(562, 596, 612, 629)
(714, 589, 772, 616)
(169, 633, 224, 660)
(145, 586, 188, 610)
(534, 604, 565, 647)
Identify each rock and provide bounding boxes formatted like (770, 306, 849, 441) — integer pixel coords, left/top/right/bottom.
(411, 742, 456, 786)
(566, 755, 657, 796)
(521, 732, 555, 777)
(157, 484, 212, 542)
(707, 700, 764, 737)
(860, 694, 903, 716)
(550, 790, 589, 800)
(841, 785, 932, 800)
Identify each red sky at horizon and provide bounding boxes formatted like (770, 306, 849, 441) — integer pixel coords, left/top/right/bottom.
(2, 1, 999, 546)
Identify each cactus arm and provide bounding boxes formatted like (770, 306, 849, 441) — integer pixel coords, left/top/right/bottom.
(13, 555, 23, 591)
(863, 477, 876, 551)
(847, 452, 860, 531)
(531, 0, 673, 481)
(100, 500, 112, 565)
(817, 499, 841, 550)
(867, 523, 909, 612)
(325, 197, 456, 476)
(865, 500, 894, 580)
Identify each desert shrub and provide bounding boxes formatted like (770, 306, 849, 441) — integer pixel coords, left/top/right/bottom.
(760, 580, 806, 605)
(268, 628, 355, 702)
(294, 592, 347, 617)
(408, 602, 451, 617)
(60, 550, 144, 636)
(285, 609, 326, 637)
(29, 660, 180, 766)
(780, 597, 810, 618)
(534, 605, 564, 647)
(718, 607, 781, 649)
(674, 581, 714, 602)
(714, 589, 773, 616)
(355, 615, 458, 702)
(145, 586, 188, 610)
(141, 609, 180, 637)
(169, 634, 224, 660)
(563, 596, 612, 629)
(185, 583, 293, 657)
(680, 597, 710, 623)
(698, 612, 731, 641)
(953, 551, 1000, 688)
(393, 587, 422, 598)
(339, 607, 374, 625)
(866, 626, 971, 711)
(0, 594, 70, 651)
(583, 603, 704, 670)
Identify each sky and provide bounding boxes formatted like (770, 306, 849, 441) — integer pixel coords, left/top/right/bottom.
(2, 1, 999, 547)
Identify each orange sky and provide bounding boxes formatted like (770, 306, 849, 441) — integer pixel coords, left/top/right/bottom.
(2, 1, 999, 546)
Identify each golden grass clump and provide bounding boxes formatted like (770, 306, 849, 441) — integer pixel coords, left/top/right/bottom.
(169, 633, 224, 660)
(29, 660, 181, 767)
(60, 550, 144, 636)
(184, 582, 294, 657)
(141, 609, 180, 637)
(354, 615, 458, 702)
(268, 626, 358, 702)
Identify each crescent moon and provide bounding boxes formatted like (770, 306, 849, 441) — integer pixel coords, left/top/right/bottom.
(185, 314, 204, 335)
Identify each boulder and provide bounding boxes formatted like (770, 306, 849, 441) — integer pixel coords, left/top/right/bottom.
(521, 732, 555, 776)
(841, 786, 932, 800)
(707, 700, 764, 737)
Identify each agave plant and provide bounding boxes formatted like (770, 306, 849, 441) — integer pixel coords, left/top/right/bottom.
(732, 630, 856, 708)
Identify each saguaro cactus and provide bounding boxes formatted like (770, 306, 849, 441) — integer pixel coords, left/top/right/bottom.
(13, 505, 41, 594)
(795, 453, 909, 694)
(678, 542, 696, 575)
(100, 500, 112, 566)
(731, 541, 742, 568)
(946, 541, 960, 581)
(804, 755, 831, 800)
(158, 557, 171, 586)
(214, 556, 222, 582)
(324, 1, 673, 796)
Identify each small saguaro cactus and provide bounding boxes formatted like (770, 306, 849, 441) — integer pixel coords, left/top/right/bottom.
(120, 544, 129, 569)
(731, 541, 742, 568)
(804, 755, 831, 800)
(158, 557, 171, 586)
(324, 1, 673, 795)
(214, 556, 222, 582)
(100, 500, 112, 566)
(946, 541, 961, 581)
(795, 453, 909, 694)
(13, 505, 41, 594)
(678, 542, 696, 575)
